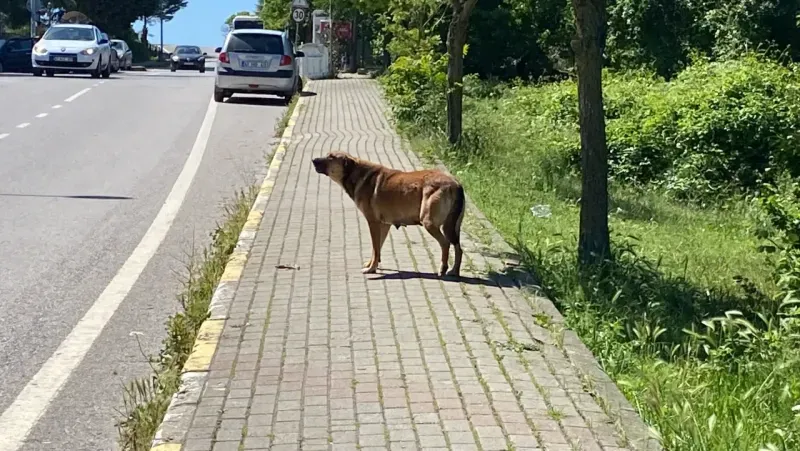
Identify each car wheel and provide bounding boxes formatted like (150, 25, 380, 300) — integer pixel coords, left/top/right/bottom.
(199, 66, 205, 73)
(213, 88, 226, 103)
(45, 70, 55, 77)
(0, 62, 4, 73)
(282, 94, 293, 105)
(91, 61, 101, 78)
(32, 69, 43, 76)
(102, 61, 111, 79)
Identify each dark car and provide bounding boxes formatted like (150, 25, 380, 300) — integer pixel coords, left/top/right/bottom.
(170, 45, 206, 73)
(0, 37, 35, 73)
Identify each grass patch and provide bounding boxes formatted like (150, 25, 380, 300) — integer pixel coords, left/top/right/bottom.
(383, 59, 800, 450)
(115, 185, 257, 450)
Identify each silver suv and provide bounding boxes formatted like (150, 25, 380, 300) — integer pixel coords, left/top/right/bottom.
(213, 29, 303, 104)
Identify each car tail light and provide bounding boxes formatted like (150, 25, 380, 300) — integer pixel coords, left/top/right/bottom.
(219, 52, 229, 64)
(279, 55, 292, 66)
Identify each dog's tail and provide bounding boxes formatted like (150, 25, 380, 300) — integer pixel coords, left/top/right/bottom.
(443, 185, 465, 246)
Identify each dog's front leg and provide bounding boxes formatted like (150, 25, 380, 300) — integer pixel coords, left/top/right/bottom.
(362, 220, 383, 274)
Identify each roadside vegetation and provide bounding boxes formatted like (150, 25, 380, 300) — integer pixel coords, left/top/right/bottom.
(116, 93, 301, 450)
(337, 0, 800, 449)
(116, 186, 255, 450)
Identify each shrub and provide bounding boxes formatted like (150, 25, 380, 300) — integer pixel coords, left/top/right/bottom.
(464, 53, 800, 201)
(379, 52, 447, 130)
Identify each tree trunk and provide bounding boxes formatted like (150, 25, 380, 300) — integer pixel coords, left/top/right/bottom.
(571, 0, 611, 267)
(446, 0, 477, 145)
(348, 13, 358, 73)
(382, 32, 391, 69)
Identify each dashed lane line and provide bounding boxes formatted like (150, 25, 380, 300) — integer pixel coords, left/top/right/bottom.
(64, 88, 91, 103)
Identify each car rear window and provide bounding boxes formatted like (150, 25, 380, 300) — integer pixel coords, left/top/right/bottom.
(227, 33, 284, 54)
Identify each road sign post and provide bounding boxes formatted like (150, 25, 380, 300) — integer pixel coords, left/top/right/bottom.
(291, 0, 309, 47)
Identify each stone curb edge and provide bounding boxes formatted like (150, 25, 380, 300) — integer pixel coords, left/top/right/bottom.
(148, 84, 309, 451)
(393, 119, 663, 450)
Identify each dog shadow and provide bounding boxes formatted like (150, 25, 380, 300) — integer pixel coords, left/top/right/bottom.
(368, 269, 518, 289)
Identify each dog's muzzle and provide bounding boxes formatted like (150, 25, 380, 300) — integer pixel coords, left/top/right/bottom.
(311, 158, 327, 174)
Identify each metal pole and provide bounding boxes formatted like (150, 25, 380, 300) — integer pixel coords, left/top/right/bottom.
(328, 0, 333, 77)
(159, 16, 164, 61)
(295, 21, 299, 48)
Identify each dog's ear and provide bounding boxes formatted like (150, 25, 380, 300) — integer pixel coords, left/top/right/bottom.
(342, 156, 354, 176)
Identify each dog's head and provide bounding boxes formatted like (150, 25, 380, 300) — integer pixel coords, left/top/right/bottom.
(312, 151, 356, 183)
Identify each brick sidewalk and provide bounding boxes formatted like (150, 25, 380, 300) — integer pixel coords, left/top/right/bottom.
(170, 79, 657, 451)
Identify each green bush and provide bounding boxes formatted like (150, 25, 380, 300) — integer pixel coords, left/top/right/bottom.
(478, 53, 800, 200)
(379, 52, 447, 130)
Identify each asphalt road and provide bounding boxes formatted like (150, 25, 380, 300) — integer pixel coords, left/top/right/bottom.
(0, 63, 287, 450)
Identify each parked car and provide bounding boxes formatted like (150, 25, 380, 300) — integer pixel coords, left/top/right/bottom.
(213, 29, 303, 104)
(110, 39, 132, 71)
(31, 23, 112, 78)
(102, 33, 119, 72)
(170, 45, 206, 73)
(0, 37, 35, 73)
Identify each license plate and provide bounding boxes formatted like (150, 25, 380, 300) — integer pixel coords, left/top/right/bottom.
(53, 56, 72, 62)
(241, 61, 267, 69)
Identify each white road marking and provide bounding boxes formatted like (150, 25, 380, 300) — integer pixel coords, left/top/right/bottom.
(0, 98, 219, 451)
(0, 133, 9, 140)
(52, 105, 62, 109)
(64, 88, 91, 103)
(16, 123, 29, 129)
(35, 113, 48, 119)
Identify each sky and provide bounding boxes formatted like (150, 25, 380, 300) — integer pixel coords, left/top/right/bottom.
(132, 0, 256, 47)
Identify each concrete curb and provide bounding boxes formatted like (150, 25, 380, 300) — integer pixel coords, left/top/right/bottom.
(148, 84, 309, 451)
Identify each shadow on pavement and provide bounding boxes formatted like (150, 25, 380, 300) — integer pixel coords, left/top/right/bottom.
(368, 269, 519, 288)
(0, 193, 134, 200)
(300, 91, 317, 97)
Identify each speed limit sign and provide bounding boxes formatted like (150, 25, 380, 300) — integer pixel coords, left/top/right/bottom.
(292, 8, 306, 23)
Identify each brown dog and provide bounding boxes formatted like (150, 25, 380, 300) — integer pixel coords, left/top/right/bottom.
(312, 151, 465, 277)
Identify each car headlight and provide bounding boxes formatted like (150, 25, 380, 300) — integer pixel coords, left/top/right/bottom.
(80, 47, 97, 56)
(33, 45, 48, 55)
(171, 55, 179, 62)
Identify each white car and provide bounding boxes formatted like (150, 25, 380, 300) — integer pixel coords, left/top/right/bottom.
(111, 39, 133, 71)
(31, 24, 112, 78)
(213, 29, 303, 104)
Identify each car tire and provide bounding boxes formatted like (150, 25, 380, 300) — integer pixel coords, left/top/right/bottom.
(32, 69, 43, 76)
(199, 67, 205, 73)
(213, 88, 226, 103)
(45, 70, 55, 77)
(91, 61, 101, 78)
(0, 62, 4, 73)
(170, 65, 177, 72)
(102, 61, 111, 79)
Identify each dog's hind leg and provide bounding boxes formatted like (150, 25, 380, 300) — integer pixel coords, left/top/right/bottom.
(424, 223, 450, 277)
(443, 186, 465, 277)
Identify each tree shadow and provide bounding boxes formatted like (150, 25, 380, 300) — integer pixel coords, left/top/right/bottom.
(0, 193, 133, 200)
(512, 238, 774, 356)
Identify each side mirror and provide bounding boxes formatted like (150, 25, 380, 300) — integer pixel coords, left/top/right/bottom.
(295, 50, 305, 58)
(99, 38, 108, 44)
(214, 47, 222, 53)
(203, 52, 207, 56)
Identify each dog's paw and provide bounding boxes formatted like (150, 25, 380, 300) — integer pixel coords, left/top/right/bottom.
(362, 266, 378, 274)
(445, 269, 460, 278)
